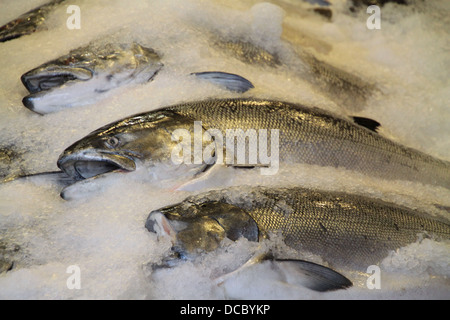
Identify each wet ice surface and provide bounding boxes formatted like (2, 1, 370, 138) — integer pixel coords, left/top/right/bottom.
(0, 0, 449, 299)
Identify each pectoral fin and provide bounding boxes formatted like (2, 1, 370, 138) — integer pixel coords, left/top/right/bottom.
(271, 259, 352, 292)
(174, 164, 236, 192)
(174, 135, 237, 191)
(192, 71, 254, 93)
(216, 252, 352, 292)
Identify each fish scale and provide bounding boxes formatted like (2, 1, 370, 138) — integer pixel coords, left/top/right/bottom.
(164, 186, 450, 269)
(166, 98, 450, 188)
(58, 98, 450, 190)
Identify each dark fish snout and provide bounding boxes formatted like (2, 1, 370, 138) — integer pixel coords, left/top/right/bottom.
(22, 96, 37, 113)
(21, 90, 55, 115)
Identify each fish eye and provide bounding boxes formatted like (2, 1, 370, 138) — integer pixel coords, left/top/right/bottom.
(104, 136, 120, 149)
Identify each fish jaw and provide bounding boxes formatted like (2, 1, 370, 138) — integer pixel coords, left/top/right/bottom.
(21, 66, 93, 94)
(57, 150, 136, 181)
(21, 66, 93, 114)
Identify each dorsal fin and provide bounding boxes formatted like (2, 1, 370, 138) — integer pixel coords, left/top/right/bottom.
(352, 116, 381, 132)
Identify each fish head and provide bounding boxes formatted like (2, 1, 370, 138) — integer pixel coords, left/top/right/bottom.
(145, 200, 259, 263)
(21, 42, 163, 114)
(57, 110, 210, 188)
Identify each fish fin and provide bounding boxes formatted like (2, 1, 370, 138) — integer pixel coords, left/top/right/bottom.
(312, 8, 332, 20)
(214, 251, 269, 285)
(175, 137, 237, 191)
(192, 71, 254, 93)
(215, 253, 351, 292)
(231, 164, 257, 169)
(272, 259, 352, 292)
(175, 164, 236, 191)
(303, 0, 331, 6)
(352, 116, 381, 132)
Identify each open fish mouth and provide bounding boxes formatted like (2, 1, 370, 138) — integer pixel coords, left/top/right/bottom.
(21, 67, 93, 112)
(21, 67, 93, 93)
(57, 152, 136, 181)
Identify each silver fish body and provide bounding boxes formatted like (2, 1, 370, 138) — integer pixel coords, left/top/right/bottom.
(146, 186, 450, 271)
(300, 52, 374, 111)
(214, 39, 281, 68)
(57, 98, 450, 191)
(21, 42, 163, 114)
(0, 0, 65, 43)
(215, 36, 374, 111)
